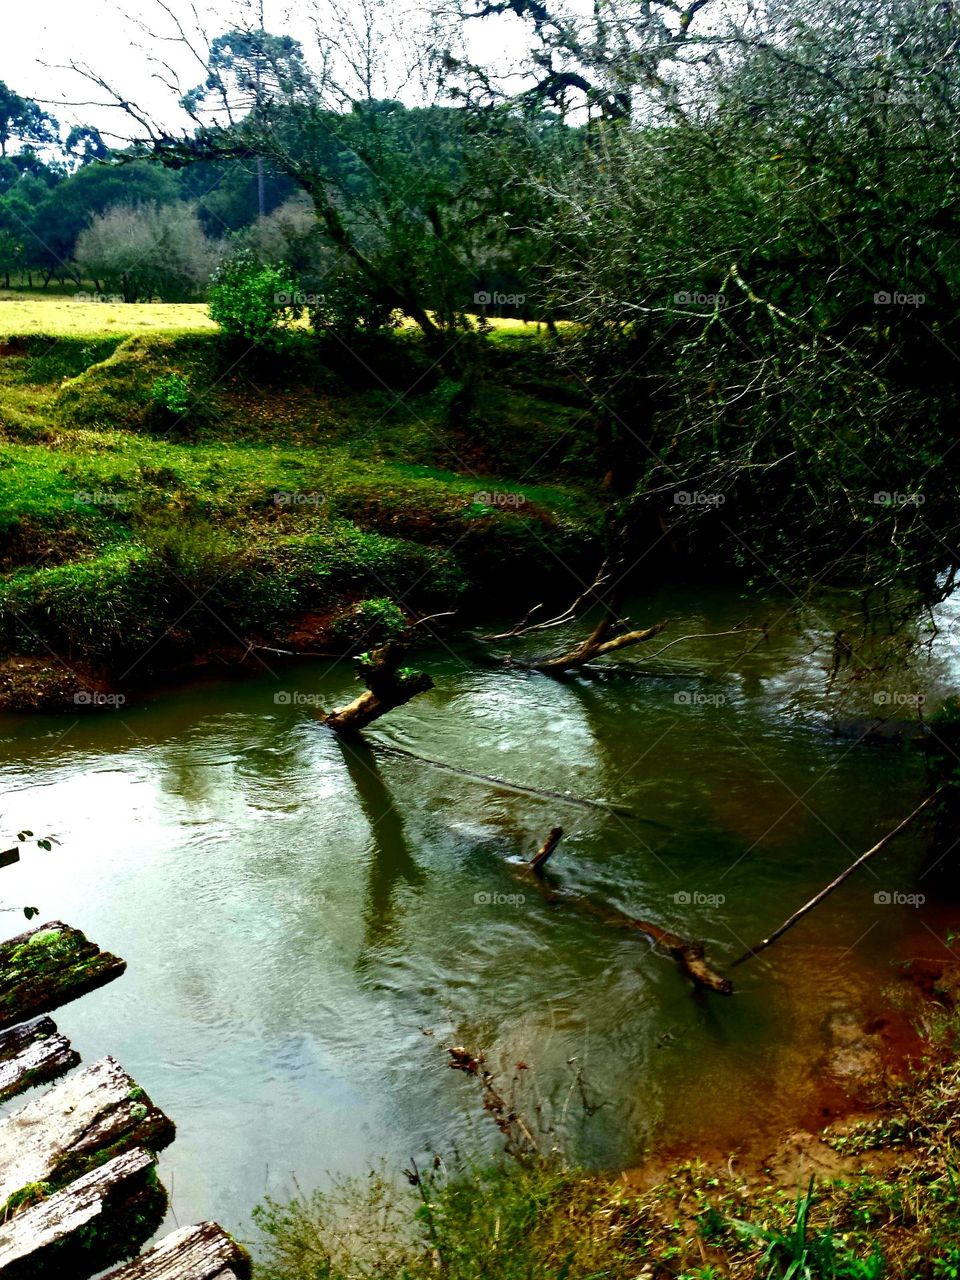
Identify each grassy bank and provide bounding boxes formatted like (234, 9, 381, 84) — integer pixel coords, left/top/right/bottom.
(0, 302, 602, 708)
(253, 968, 960, 1280)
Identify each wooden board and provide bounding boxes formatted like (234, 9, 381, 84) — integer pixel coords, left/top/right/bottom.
(0, 1016, 79, 1104)
(0, 1055, 175, 1207)
(0, 1147, 166, 1280)
(102, 1222, 252, 1280)
(0, 920, 126, 1029)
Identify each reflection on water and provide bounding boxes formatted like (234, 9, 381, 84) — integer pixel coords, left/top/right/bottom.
(0, 587, 955, 1241)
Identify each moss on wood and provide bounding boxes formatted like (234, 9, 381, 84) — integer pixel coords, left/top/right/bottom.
(0, 921, 126, 1029)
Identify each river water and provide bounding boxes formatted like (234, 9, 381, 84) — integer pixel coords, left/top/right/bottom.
(0, 586, 956, 1246)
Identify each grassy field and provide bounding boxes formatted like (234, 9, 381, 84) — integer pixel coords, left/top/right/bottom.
(0, 297, 219, 337)
(0, 297, 600, 707)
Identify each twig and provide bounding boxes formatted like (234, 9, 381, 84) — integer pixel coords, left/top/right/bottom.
(733, 790, 940, 967)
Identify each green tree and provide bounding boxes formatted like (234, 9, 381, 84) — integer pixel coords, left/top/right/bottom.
(0, 82, 59, 156)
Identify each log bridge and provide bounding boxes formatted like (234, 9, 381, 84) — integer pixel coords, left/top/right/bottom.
(0, 920, 250, 1280)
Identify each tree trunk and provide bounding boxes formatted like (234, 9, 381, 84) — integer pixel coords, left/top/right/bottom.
(323, 641, 433, 736)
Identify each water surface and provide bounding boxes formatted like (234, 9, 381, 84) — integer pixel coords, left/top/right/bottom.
(0, 587, 954, 1243)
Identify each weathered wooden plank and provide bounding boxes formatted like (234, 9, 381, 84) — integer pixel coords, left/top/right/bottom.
(0, 1016, 79, 1103)
(0, 1055, 175, 1208)
(102, 1222, 252, 1280)
(0, 1147, 167, 1280)
(0, 1015, 59, 1061)
(0, 920, 126, 1029)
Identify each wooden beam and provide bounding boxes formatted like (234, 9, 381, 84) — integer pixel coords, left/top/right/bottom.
(102, 1222, 252, 1280)
(0, 1148, 166, 1280)
(0, 921, 126, 1030)
(0, 1016, 79, 1104)
(0, 1055, 174, 1207)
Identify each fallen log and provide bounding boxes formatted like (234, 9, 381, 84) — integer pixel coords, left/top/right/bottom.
(530, 616, 668, 674)
(324, 641, 433, 735)
(732, 790, 939, 967)
(102, 1222, 252, 1280)
(0, 921, 126, 1030)
(513, 832, 733, 995)
(0, 1147, 166, 1280)
(0, 1016, 78, 1104)
(0, 1055, 174, 1208)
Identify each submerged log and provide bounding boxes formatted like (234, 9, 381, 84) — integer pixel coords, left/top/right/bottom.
(0, 1055, 175, 1207)
(0, 1016, 78, 1104)
(0, 921, 126, 1030)
(324, 641, 433, 735)
(0, 1147, 166, 1280)
(369, 742, 638, 816)
(515, 831, 733, 994)
(102, 1222, 252, 1280)
(530, 827, 563, 875)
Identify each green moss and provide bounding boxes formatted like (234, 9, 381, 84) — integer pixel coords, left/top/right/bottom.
(0, 923, 125, 1028)
(1, 1181, 55, 1216)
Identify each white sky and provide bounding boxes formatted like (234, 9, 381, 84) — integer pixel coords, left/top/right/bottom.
(0, 0, 533, 142)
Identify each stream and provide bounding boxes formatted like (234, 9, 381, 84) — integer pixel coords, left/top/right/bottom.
(0, 585, 956, 1243)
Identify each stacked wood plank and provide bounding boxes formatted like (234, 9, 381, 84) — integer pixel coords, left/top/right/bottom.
(0, 1055, 174, 1205)
(0, 919, 249, 1279)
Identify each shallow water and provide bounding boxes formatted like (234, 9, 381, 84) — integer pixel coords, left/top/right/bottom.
(0, 585, 955, 1245)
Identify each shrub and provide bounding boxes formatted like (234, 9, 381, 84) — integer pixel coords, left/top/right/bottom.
(150, 373, 191, 418)
(207, 251, 300, 349)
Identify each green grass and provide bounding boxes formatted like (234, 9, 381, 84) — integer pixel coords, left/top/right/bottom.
(0, 306, 602, 693)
